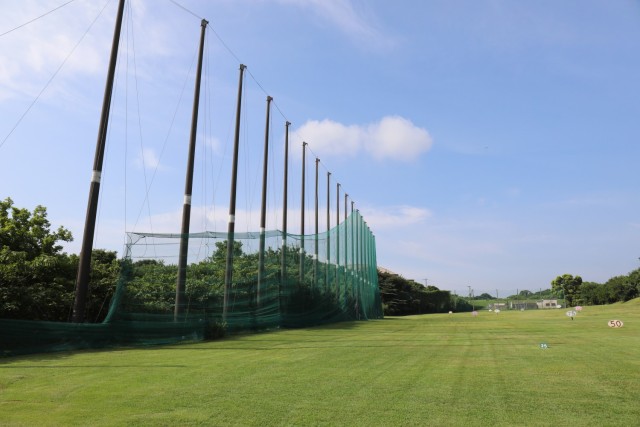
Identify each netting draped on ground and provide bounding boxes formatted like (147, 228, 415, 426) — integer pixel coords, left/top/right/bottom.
(1, 211, 381, 356)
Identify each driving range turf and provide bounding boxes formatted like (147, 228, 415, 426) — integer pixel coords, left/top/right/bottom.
(1, 300, 639, 426)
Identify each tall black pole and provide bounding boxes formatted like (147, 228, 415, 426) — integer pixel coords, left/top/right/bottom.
(336, 182, 340, 298)
(326, 171, 330, 291)
(174, 19, 208, 321)
(72, 0, 126, 323)
(299, 142, 307, 284)
(344, 192, 348, 295)
(280, 121, 290, 313)
(314, 157, 319, 288)
(357, 212, 363, 314)
(223, 64, 246, 319)
(351, 200, 355, 315)
(257, 96, 272, 307)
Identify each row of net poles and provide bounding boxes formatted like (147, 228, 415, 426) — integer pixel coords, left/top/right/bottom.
(360, 215, 368, 318)
(257, 96, 273, 308)
(365, 220, 374, 318)
(280, 121, 291, 318)
(360, 216, 369, 317)
(355, 207, 361, 319)
(326, 171, 331, 294)
(335, 183, 341, 301)
(314, 158, 319, 289)
(299, 142, 307, 286)
(352, 201, 358, 318)
(223, 64, 246, 320)
(344, 193, 349, 309)
(370, 226, 381, 317)
(355, 211, 361, 319)
(175, 19, 208, 320)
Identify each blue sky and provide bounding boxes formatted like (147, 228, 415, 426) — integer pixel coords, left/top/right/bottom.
(1, 0, 639, 297)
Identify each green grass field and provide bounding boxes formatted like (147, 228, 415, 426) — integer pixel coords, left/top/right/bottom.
(2, 300, 639, 426)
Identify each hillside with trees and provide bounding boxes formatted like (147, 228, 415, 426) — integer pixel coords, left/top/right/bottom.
(377, 270, 472, 315)
(552, 272, 639, 307)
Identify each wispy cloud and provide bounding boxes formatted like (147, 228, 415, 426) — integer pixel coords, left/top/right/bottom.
(273, 0, 396, 50)
(295, 115, 433, 161)
(136, 147, 164, 171)
(0, 2, 112, 101)
(360, 205, 431, 229)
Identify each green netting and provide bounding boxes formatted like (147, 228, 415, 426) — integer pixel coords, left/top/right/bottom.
(1, 211, 382, 356)
(112, 210, 381, 329)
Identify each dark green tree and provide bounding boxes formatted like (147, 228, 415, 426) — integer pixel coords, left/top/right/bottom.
(1, 197, 72, 258)
(551, 274, 582, 307)
(604, 274, 638, 302)
(1, 199, 120, 321)
(378, 270, 454, 315)
(578, 281, 607, 305)
(1, 198, 75, 320)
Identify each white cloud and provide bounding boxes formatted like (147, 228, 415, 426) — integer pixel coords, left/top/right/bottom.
(294, 119, 361, 157)
(360, 205, 431, 229)
(0, 1, 112, 101)
(367, 116, 433, 161)
(202, 134, 223, 153)
(295, 115, 433, 161)
(136, 147, 163, 171)
(274, 0, 395, 50)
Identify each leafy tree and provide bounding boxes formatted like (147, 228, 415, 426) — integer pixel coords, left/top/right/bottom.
(0, 197, 72, 258)
(1, 199, 120, 322)
(604, 274, 637, 303)
(578, 281, 608, 305)
(1, 198, 76, 320)
(378, 270, 454, 315)
(477, 292, 494, 300)
(551, 274, 582, 307)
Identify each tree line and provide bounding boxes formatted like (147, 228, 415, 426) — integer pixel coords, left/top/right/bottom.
(551, 271, 639, 307)
(378, 270, 473, 315)
(10, 198, 634, 322)
(0, 198, 368, 322)
(1, 198, 119, 322)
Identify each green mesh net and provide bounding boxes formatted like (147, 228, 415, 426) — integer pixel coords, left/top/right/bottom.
(1, 211, 381, 356)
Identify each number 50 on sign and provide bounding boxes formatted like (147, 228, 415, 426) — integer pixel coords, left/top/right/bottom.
(608, 320, 624, 328)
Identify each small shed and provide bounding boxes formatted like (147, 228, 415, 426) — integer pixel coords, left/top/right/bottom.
(537, 299, 559, 309)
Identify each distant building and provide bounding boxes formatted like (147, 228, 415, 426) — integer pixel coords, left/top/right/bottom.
(377, 266, 400, 276)
(510, 301, 538, 310)
(489, 303, 507, 310)
(537, 299, 559, 309)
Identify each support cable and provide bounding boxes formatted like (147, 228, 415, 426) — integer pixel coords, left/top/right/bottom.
(0, 0, 77, 38)
(0, 0, 111, 151)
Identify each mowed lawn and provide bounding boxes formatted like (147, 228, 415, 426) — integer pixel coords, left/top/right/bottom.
(1, 301, 639, 426)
